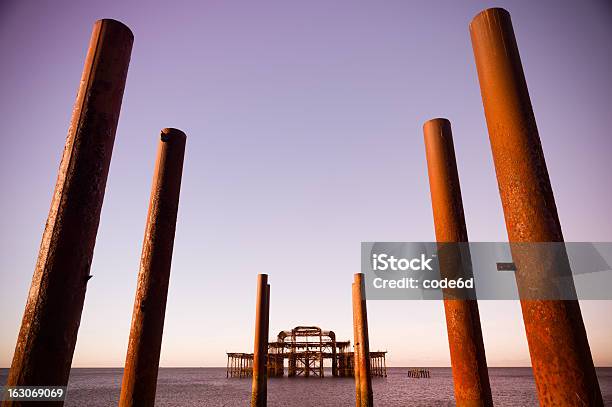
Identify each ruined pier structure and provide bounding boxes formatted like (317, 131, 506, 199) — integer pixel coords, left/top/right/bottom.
(228, 326, 387, 378)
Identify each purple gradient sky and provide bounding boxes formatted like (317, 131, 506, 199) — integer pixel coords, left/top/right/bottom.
(1, 0, 611, 367)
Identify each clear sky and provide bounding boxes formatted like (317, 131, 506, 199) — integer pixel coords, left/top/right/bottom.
(0, 0, 611, 368)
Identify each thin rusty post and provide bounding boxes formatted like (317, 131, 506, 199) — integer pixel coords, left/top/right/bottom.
(119, 128, 187, 407)
(330, 332, 338, 377)
(261, 284, 270, 397)
(470, 8, 603, 406)
(352, 273, 373, 407)
(251, 274, 269, 407)
(352, 282, 362, 407)
(424, 118, 493, 406)
(4, 19, 132, 400)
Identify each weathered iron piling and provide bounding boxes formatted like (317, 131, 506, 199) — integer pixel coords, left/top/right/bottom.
(251, 274, 270, 407)
(470, 8, 603, 405)
(4, 19, 132, 404)
(352, 283, 362, 407)
(352, 273, 373, 407)
(119, 128, 187, 407)
(262, 283, 270, 400)
(424, 118, 493, 406)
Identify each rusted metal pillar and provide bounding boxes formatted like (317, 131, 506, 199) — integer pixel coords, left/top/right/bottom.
(261, 284, 270, 396)
(424, 118, 493, 407)
(330, 332, 338, 377)
(352, 273, 373, 407)
(470, 8, 603, 406)
(119, 128, 187, 407)
(251, 274, 269, 407)
(4, 19, 132, 401)
(352, 282, 362, 407)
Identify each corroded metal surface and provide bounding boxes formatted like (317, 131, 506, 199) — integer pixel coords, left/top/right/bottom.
(424, 118, 493, 407)
(119, 128, 187, 407)
(261, 284, 270, 399)
(251, 274, 269, 407)
(352, 283, 362, 407)
(4, 19, 132, 406)
(470, 8, 603, 406)
(352, 273, 373, 407)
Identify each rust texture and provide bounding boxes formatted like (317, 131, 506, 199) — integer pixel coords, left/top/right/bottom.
(470, 8, 603, 406)
(352, 283, 362, 407)
(251, 274, 270, 407)
(261, 284, 270, 400)
(424, 118, 493, 407)
(4, 19, 133, 405)
(119, 128, 187, 407)
(352, 273, 373, 407)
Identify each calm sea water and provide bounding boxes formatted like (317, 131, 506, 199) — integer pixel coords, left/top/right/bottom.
(2, 367, 612, 406)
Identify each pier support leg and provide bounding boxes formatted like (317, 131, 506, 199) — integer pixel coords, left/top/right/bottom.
(262, 284, 270, 395)
(470, 8, 602, 406)
(251, 274, 270, 407)
(352, 273, 373, 407)
(119, 128, 186, 407)
(352, 283, 361, 406)
(424, 118, 493, 407)
(383, 355, 387, 378)
(331, 334, 338, 377)
(4, 19, 132, 401)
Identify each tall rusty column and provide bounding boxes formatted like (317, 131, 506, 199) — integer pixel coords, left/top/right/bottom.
(424, 118, 493, 406)
(119, 128, 187, 407)
(352, 273, 373, 407)
(352, 282, 362, 407)
(4, 19, 132, 399)
(261, 284, 270, 398)
(470, 8, 602, 406)
(251, 274, 270, 407)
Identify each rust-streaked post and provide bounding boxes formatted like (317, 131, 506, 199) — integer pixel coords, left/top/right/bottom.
(4, 19, 132, 400)
(261, 284, 270, 398)
(119, 128, 187, 407)
(352, 282, 362, 407)
(330, 331, 338, 377)
(352, 273, 373, 407)
(470, 8, 603, 406)
(424, 118, 493, 407)
(251, 274, 269, 407)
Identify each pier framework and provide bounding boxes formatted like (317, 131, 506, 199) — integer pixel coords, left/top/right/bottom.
(227, 326, 386, 378)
